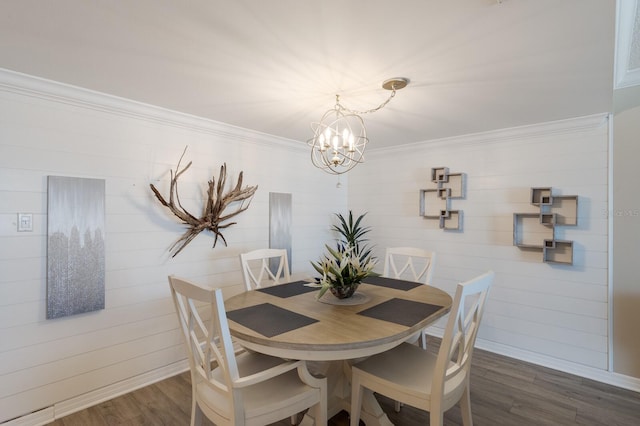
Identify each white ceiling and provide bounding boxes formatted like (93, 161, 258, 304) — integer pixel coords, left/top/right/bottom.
(0, 0, 616, 149)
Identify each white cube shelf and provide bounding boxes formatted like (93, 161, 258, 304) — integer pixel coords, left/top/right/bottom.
(514, 187, 578, 264)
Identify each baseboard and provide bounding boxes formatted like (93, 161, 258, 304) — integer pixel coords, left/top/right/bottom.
(0, 408, 54, 426)
(475, 338, 640, 393)
(2, 360, 189, 426)
(426, 328, 640, 393)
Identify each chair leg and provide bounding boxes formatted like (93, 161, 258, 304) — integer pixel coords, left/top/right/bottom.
(429, 410, 444, 426)
(350, 375, 364, 426)
(296, 362, 327, 425)
(310, 374, 327, 426)
(192, 400, 203, 426)
(313, 399, 328, 426)
(460, 384, 473, 426)
(394, 400, 402, 412)
(317, 377, 327, 426)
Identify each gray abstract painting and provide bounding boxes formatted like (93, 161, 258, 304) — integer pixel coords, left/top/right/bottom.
(47, 176, 105, 319)
(269, 192, 292, 273)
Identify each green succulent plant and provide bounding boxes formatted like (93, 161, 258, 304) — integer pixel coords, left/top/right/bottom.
(311, 211, 378, 299)
(333, 210, 373, 260)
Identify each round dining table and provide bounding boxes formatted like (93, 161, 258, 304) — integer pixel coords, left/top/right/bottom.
(225, 276, 452, 426)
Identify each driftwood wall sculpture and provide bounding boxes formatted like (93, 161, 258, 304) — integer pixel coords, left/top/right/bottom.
(150, 148, 258, 257)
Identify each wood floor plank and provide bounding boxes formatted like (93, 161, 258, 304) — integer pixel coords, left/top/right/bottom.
(98, 394, 148, 426)
(152, 372, 193, 419)
(467, 374, 517, 410)
(47, 337, 640, 426)
(129, 382, 188, 425)
(55, 407, 104, 426)
(510, 392, 577, 425)
(574, 402, 640, 426)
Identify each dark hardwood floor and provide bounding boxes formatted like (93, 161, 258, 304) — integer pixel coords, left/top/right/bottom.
(51, 337, 640, 425)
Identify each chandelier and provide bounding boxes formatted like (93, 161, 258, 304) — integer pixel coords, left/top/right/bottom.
(308, 77, 409, 175)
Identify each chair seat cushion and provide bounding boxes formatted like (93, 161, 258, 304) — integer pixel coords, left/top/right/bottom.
(199, 351, 319, 422)
(353, 342, 466, 405)
(354, 342, 437, 401)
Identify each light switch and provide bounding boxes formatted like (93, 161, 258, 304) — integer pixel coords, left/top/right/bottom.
(18, 213, 33, 232)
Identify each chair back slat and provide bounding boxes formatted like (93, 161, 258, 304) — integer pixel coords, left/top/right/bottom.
(349, 270, 493, 426)
(240, 248, 291, 290)
(169, 276, 240, 417)
(434, 271, 494, 396)
(169, 275, 326, 426)
(383, 247, 436, 284)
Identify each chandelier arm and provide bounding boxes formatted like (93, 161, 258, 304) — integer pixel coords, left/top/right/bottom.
(337, 89, 397, 115)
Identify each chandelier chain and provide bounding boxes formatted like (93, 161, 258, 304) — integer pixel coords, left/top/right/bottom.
(336, 89, 397, 116)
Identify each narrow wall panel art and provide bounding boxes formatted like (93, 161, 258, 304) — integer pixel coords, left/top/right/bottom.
(269, 192, 292, 273)
(47, 176, 106, 319)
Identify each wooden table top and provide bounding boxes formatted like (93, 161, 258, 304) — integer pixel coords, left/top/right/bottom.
(224, 278, 452, 361)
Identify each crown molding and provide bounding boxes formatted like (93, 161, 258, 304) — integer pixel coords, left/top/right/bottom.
(370, 113, 609, 155)
(0, 68, 306, 152)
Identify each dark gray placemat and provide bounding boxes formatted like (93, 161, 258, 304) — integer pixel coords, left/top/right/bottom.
(357, 298, 443, 327)
(257, 280, 318, 298)
(226, 303, 318, 337)
(363, 276, 422, 291)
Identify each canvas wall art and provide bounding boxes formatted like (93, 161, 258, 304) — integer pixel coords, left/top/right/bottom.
(269, 192, 292, 273)
(47, 176, 105, 319)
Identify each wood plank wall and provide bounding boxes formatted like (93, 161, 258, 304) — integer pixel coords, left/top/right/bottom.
(1, 69, 633, 424)
(0, 70, 345, 424)
(348, 115, 611, 372)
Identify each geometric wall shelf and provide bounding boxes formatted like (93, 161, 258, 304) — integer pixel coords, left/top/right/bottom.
(420, 167, 465, 230)
(513, 187, 578, 265)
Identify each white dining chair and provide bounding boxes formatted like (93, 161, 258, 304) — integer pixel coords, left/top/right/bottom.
(349, 270, 494, 426)
(383, 247, 436, 350)
(168, 275, 327, 426)
(384, 247, 438, 411)
(238, 248, 298, 424)
(383, 246, 436, 285)
(239, 248, 291, 291)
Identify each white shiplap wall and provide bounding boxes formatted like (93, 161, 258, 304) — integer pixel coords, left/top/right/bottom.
(349, 114, 611, 373)
(1, 67, 633, 423)
(0, 69, 345, 424)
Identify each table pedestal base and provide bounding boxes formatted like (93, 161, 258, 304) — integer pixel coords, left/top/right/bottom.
(300, 360, 394, 426)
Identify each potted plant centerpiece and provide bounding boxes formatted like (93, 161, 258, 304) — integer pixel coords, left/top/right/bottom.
(311, 211, 378, 299)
